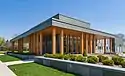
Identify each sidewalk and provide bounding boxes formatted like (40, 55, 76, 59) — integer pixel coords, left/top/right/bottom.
(4, 59, 34, 66)
(0, 61, 16, 76)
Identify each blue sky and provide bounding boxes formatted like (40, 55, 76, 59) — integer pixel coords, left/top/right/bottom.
(0, 0, 125, 40)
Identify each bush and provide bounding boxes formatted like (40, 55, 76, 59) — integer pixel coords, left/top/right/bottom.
(44, 53, 53, 58)
(121, 61, 125, 68)
(112, 56, 124, 65)
(87, 56, 99, 64)
(83, 50, 87, 56)
(63, 54, 70, 60)
(75, 55, 87, 62)
(97, 55, 109, 62)
(69, 54, 77, 61)
(44, 54, 63, 59)
(54, 54, 64, 59)
(102, 59, 114, 66)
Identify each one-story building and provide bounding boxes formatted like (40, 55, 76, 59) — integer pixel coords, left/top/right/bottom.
(10, 14, 123, 55)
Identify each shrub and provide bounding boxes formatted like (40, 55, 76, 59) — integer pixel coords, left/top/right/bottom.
(69, 54, 77, 61)
(83, 50, 87, 56)
(112, 56, 124, 65)
(44, 54, 63, 59)
(121, 61, 125, 68)
(87, 56, 99, 64)
(44, 53, 53, 58)
(102, 59, 114, 66)
(54, 54, 64, 59)
(63, 54, 70, 60)
(75, 55, 87, 62)
(97, 55, 109, 62)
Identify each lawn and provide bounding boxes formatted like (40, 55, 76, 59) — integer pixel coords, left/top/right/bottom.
(9, 63, 77, 76)
(0, 55, 20, 62)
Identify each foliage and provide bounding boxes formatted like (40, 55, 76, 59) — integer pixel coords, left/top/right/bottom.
(83, 50, 87, 56)
(87, 56, 99, 64)
(69, 54, 77, 61)
(63, 54, 70, 60)
(75, 55, 87, 62)
(121, 61, 125, 68)
(112, 56, 124, 65)
(13, 52, 35, 55)
(0, 37, 5, 46)
(97, 55, 109, 62)
(102, 59, 114, 66)
(44, 54, 63, 59)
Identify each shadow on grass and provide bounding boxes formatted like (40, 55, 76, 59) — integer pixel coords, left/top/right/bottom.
(36, 62, 81, 76)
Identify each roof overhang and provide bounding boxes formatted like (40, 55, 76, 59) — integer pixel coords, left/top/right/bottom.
(52, 18, 116, 38)
(11, 14, 117, 42)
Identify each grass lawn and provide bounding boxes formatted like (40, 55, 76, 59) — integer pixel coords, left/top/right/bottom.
(0, 55, 20, 62)
(9, 63, 77, 76)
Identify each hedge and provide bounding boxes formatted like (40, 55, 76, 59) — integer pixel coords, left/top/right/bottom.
(97, 55, 109, 62)
(112, 56, 124, 65)
(102, 59, 114, 66)
(87, 56, 99, 64)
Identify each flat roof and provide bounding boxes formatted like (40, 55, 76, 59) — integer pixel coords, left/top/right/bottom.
(11, 14, 116, 42)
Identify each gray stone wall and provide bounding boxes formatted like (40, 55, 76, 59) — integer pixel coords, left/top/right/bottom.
(35, 57, 125, 76)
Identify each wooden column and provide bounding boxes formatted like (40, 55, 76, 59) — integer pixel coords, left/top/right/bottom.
(93, 35, 96, 53)
(81, 33, 84, 54)
(28, 35, 31, 53)
(33, 33, 36, 54)
(18, 38, 23, 53)
(11, 41, 14, 52)
(110, 38, 112, 53)
(52, 27, 56, 54)
(39, 32, 43, 55)
(104, 38, 106, 53)
(31, 34, 33, 53)
(86, 34, 89, 53)
(21, 38, 23, 52)
(90, 34, 93, 54)
(60, 29, 64, 54)
(76, 37, 78, 53)
(36, 33, 39, 55)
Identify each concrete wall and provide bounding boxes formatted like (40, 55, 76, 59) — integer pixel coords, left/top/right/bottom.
(35, 57, 125, 76)
(8, 53, 35, 60)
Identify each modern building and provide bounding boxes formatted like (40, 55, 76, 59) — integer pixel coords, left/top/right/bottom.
(10, 14, 123, 55)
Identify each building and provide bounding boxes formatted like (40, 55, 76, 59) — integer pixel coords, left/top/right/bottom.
(10, 14, 122, 55)
(115, 34, 125, 53)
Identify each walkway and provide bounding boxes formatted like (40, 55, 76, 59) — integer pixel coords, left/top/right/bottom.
(0, 61, 17, 76)
(4, 59, 34, 66)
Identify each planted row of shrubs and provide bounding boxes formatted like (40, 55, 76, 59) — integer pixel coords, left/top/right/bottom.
(44, 53, 125, 68)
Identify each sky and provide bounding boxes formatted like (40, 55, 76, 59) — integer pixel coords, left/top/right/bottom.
(0, 0, 125, 40)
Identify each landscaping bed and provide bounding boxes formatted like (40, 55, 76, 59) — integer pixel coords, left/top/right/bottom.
(9, 63, 76, 76)
(44, 53, 125, 68)
(0, 55, 20, 62)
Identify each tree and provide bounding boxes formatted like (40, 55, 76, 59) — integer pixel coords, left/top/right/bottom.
(0, 37, 5, 46)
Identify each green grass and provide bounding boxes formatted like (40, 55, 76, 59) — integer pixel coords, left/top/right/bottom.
(0, 55, 20, 62)
(9, 63, 77, 76)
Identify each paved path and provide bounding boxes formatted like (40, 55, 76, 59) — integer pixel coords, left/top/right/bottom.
(0, 61, 17, 76)
(4, 59, 34, 66)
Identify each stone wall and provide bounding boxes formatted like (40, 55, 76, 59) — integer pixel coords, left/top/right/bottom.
(35, 57, 125, 76)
